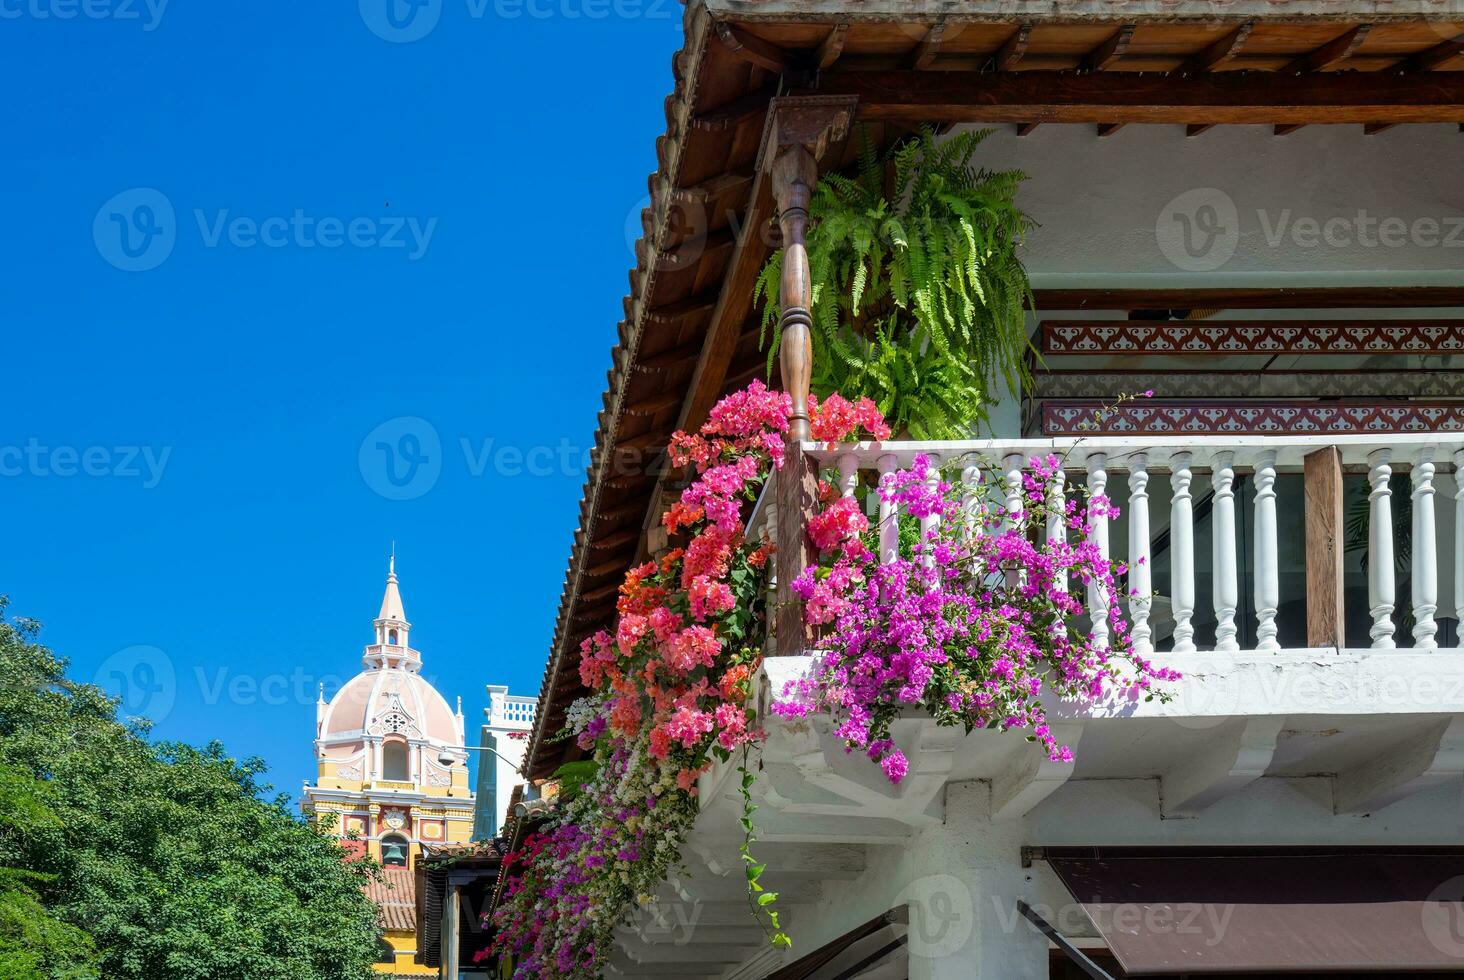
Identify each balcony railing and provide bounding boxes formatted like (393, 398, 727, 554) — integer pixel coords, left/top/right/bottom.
(487, 695, 538, 727)
(772, 432, 1462, 656)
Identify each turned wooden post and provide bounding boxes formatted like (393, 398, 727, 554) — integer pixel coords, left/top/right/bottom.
(1303, 446, 1346, 648)
(760, 96, 856, 657)
(772, 146, 816, 443)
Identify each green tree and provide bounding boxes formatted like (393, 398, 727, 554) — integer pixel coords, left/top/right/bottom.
(0, 764, 97, 980)
(0, 600, 385, 980)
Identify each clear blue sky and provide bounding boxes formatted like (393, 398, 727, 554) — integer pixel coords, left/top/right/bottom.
(0, 0, 683, 802)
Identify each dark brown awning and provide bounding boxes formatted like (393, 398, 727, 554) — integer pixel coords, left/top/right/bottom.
(1040, 847, 1464, 975)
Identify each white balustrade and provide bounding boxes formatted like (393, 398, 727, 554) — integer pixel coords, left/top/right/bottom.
(922, 452, 943, 568)
(1168, 451, 1197, 653)
(1210, 451, 1241, 654)
(1127, 454, 1153, 656)
(1086, 453, 1111, 653)
(1368, 449, 1396, 649)
(877, 453, 899, 564)
(797, 433, 1463, 657)
(1252, 449, 1280, 654)
(1413, 448, 1438, 649)
(1047, 465, 1067, 594)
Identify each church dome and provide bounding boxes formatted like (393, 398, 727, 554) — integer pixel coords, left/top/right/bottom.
(321, 667, 462, 747)
(314, 556, 466, 758)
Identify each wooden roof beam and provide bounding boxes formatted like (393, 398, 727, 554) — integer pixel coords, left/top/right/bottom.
(816, 71, 1464, 125)
(1082, 24, 1135, 73)
(1395, 33, 1464, 73)
(1281, 24, 1371, 75)
(992, 24, 1030, 72)
(714, 22, 790, 74)
(1178, 21, 1254, 76)
(908, 21, 949, 71)
(816, 23, 849, 70)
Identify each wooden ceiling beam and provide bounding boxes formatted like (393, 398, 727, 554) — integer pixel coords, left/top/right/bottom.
(623, 391, 683, 417)
(690, 85, 779, 133)
(815, 71, 1464, 125)
(1178, 21, 1254, 76)
(908, 22, 948, 71)
(714, 22, 790, 74)
(1395, 34, 1464, 73)
(1281, 24, 1371, 75)
(1082, 24, 1135, 73)
(992, 24, 1030, 72)
(816, 23, 849, 70)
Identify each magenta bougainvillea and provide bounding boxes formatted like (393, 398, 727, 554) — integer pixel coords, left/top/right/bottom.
(489, 383, 1173, 979)
(489, 384, 887, 979)
(775, 452, 1178, 781)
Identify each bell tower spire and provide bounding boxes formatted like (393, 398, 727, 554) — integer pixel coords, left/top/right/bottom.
(366, 548, 418, 671)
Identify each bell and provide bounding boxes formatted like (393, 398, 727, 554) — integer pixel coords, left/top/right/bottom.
(382, 842, 408, 866)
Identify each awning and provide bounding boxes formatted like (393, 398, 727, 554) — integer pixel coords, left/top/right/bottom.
(1039, 846, 1464, 975)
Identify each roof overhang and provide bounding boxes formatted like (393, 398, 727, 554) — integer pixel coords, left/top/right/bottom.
(524, 0, 1464, 779)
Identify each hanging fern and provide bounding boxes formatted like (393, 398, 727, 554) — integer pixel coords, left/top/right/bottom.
(754, 127, 1035, 438)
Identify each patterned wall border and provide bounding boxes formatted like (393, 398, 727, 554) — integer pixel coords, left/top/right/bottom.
(1043, 401, 1464, 436)
(1041, 321, 1464, 355)
(1032, 371, 1464, 400)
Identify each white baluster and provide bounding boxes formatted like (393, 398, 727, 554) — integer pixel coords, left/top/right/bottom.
(837, 451, 858, 499)
(1003, 452, 1026, 587)
(1169, 451, 1197, 653)
(877, 453, 899, 565)
(1413, 447, 1439, 649)
(1047, 464, 1068, 594)
(1128, 454, 1153, 655)
(1368, 448, 1397, 649)
(961, 461, 982, 545)
(1455, 449, 1464, 649)
(1212, 451, 1240, 653)
(1086, 453, 1111, 652)
(1252, 449, 1280, 653)
(921, 452, 943, 568)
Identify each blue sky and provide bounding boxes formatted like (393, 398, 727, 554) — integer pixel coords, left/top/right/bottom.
(0, 0, 682, 801)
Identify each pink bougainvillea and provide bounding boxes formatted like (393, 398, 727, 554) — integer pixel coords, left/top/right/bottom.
(776, 451, 1178, 780)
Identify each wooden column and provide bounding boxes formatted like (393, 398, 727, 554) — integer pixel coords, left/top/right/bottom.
(761, 95, 857, 441)
(1303, 446, 1347, 648)
(763, 96, 856, 656)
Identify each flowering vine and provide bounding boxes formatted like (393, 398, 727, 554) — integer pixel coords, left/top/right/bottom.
(489, 384, 887, 979)
(490, 382, 1174, 979)
(775, 451, 1179, 781)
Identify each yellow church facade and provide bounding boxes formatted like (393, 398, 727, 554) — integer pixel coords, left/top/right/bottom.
(303, 559, 476, 976)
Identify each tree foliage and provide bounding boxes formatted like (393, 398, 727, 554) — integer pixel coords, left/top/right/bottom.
(0, 599, 385, 980)
(755, 127, 1034, 438)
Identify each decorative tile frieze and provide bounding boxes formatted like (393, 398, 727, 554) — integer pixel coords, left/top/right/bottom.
(1043, 401, 1464, 435)
(1032, 371, 1464, 400)
(1041, 321, 1464, 355)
